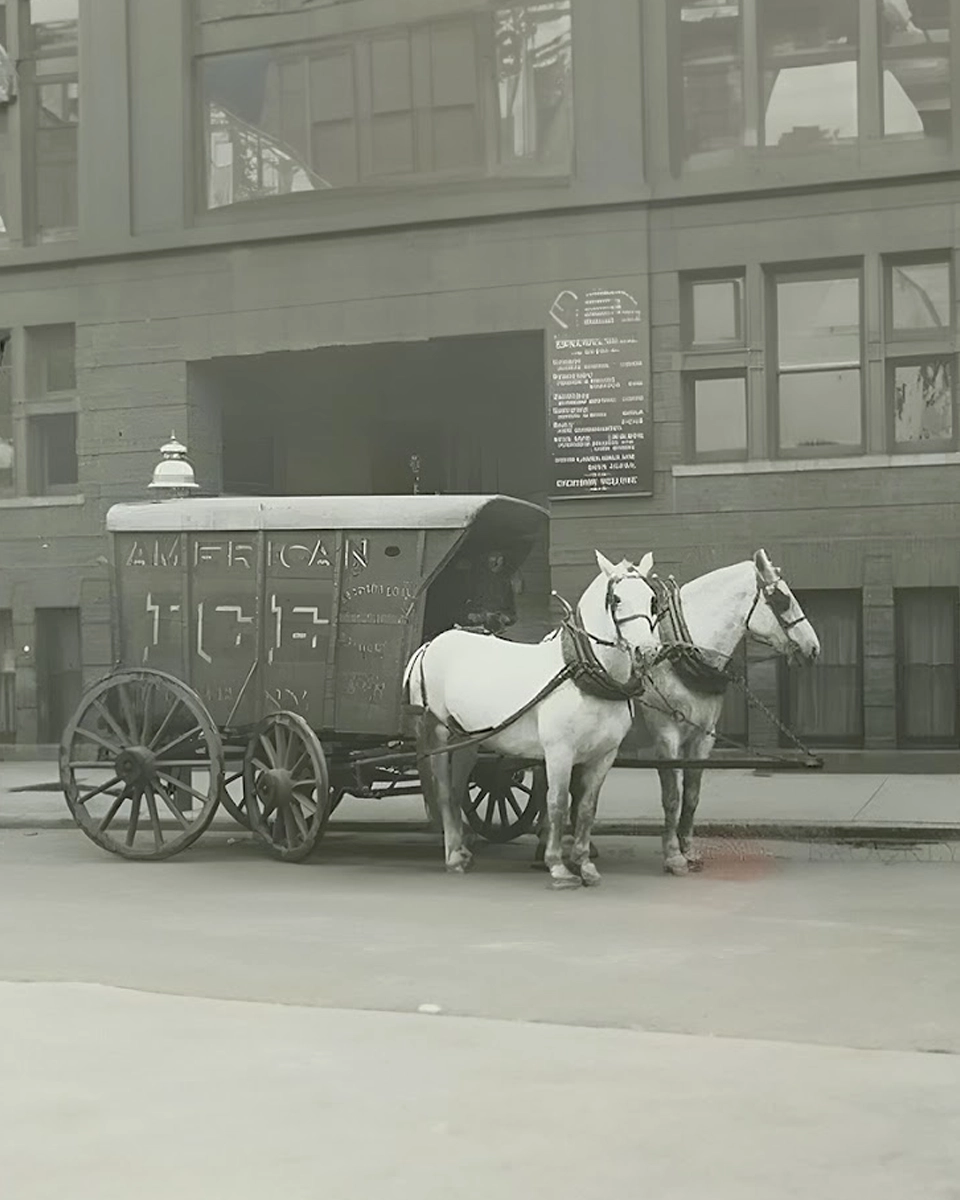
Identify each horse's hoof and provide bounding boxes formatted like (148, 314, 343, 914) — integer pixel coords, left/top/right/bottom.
(550, 873, 582, 891)
(446, 851, 473, 874)
(664, 856, 689, 877)
(684, 854, 704, 873)
(579, 863, 602, 887)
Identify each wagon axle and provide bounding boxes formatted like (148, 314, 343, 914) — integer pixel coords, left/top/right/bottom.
(114, 746, 158, 787)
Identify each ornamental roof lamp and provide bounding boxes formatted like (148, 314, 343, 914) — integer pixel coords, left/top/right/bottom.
(148, 432, 199, 498)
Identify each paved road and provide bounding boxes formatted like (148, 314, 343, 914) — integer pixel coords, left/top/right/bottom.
(1, 828, 959, 1198)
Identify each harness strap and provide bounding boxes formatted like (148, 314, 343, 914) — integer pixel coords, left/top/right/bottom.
(651, 576, 734, 697)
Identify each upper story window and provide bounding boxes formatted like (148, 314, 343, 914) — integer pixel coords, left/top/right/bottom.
(198, 3, 573, 211)
(676, 0, 953, 169)
(0, 0, 79, 243)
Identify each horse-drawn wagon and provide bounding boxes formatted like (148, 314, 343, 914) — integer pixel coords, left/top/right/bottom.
(59, 494, 550, 862)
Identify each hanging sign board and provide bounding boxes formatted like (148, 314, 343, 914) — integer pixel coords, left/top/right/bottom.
(546, 286, 652, 498)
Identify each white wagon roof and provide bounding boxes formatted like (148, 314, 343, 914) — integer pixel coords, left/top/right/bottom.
(106, 494, 548, 534)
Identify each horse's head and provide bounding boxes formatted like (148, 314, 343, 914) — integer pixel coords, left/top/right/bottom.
(591, 550, 661, 666)
(747, 550, 820, 665)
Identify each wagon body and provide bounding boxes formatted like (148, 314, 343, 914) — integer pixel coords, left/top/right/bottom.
(107, 494, 548, 741)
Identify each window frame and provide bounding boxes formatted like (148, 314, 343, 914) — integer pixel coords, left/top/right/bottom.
(894, 586, 960, 749)
(769, 263, 866, 460)
(194, 2, 575, 215)
(681, 270, 747, 349)
(779, 588, 864, 749)
(683, 368, 749, 463)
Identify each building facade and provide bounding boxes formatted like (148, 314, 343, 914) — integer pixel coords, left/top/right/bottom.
(1, 0, 960, 765)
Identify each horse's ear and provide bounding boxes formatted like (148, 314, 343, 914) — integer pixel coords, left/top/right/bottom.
(754, 548, 777, 584)
(637, 551, 654, 576)
(595, 550, 617, 578)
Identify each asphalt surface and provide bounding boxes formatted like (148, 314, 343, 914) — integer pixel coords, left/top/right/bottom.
(1, 828, 958, 1198)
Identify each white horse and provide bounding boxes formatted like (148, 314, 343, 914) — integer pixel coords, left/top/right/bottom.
(404, 551, 662, 889)
(636, 549, 820, 875)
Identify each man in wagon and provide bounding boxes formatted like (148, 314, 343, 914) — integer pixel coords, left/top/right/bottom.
(462, 548, 520, 636)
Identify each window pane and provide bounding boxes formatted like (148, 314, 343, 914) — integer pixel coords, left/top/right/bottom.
(370, 112, 415, 175)
(890, 260, 951, 331)
(777, 276, 860, 367)
(693, 376, 747, 455)
(371, 36, 411, 113)
(897, 589, 957, 744)
(29, 324, 75, 393)
(28, 0, 78, 54)
(881, 0, 951, 138)
(762, 0, 859, 148)
(30, 411, 77, 492)
(496, 3, 573, 170)
(0, 333, 12, 490)
(692, 278, 743, 343)
(432, 106, 481, 171)
(784, 590, 862, 745)
(893, 358, 953, 446)
(680, 0, 744, 159)
(779, 369, 861, 451)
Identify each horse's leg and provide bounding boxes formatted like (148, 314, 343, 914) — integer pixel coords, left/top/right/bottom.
(418, 716, 472, 873)
(679, 732, 714, 870)
(533, 768, 597, 867)
(657, 762, 688, 876)
(569, 749, 617, 887)
(542, 748, 579, 890)
(452, 745, 480, 854)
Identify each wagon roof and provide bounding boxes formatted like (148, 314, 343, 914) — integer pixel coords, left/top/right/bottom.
(106, 494, 549, 534)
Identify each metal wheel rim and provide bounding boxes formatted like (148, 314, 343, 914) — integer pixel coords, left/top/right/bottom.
(59, 669, 224, 861)
(243, 711, 330, 863)
(463, 761, 545, 843)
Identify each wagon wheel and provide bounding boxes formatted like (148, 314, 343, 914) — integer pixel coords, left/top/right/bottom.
(244, 712, 331, 863)
(218, 766, 250, 829)
(463, 760, 546, 843)
(59, 669, 224, 861)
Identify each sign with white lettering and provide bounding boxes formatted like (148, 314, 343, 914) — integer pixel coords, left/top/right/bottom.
(546, 286, 652, 498)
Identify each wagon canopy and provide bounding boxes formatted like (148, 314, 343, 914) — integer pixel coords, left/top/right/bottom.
(106, 494, 548, 737)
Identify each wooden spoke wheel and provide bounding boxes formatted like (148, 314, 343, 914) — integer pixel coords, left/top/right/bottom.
(463, 760, 546, 843)
(59, 669, 224, 862)
(218, 766, 250, 829)
(244, 712, 331, 863)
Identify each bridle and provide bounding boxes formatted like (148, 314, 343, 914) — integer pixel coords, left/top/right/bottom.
(746, 574, 808, 640)
(589, 572, 662, 649)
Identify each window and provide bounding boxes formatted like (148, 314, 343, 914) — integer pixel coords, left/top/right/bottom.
(679, 1, 744, 161)
(22, 0, 79, 237)
(23, 322, 78, 495)
(885, 256, 956, 452)
(762, 0, 859, 149)
(675, 0, 953, 167)
(28, 411, 77, 493)
(781, 591, 863, 747)
(199, 4, 573, 209)
(895, 588, 959, 746)
(0, 0, 13, 240)
(0, 608, 14, 743)
(880, 0, 951, 139)
(687, 373, 748, 460)
(773, 269, 863, 455)
(0, 331, 12, 490)
(687, 276, 745, 345)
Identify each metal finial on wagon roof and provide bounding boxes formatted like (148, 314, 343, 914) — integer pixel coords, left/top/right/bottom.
(148, 431, 199, 498)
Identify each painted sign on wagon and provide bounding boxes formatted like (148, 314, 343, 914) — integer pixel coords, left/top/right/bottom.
(546, 286, 653, 498)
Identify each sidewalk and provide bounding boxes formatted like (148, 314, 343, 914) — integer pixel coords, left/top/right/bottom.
(2, 760, 958, 840)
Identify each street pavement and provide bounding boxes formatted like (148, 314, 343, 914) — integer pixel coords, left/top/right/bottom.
(2, 786, 959, 1197)
(2, 758, 960, 836)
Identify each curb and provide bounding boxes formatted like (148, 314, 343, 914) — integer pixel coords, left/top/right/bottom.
(4, 815, 960, 843)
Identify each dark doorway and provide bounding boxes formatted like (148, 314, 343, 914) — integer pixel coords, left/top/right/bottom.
(35, 607, 82, 743)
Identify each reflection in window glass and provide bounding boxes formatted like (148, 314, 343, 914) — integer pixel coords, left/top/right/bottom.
(680, 0, 743, 160)
(693, 376, 747, 456)
(890, 260, 951, 331)
(692, 279, 743, 343)
(496, 4, 572, 169)
(203, 7, 573, 209)
(894, 358, 953, 445)
(777, 276, 860, 367)
(0, 333, 12, 490)
(779, 369, 861, 450)
(762, 0, 859, 148)
(880, 0, 951, 138)
(28, 0, 78, 52)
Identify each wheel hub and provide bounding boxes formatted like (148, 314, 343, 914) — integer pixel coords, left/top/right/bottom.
(257, 768, 295, 806)
(114, 746, 156, 786)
